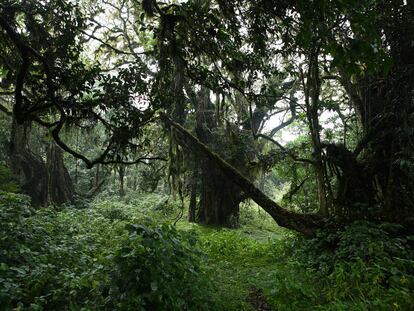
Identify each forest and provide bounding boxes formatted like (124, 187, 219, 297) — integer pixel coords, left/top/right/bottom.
(0, 0, 413, 310)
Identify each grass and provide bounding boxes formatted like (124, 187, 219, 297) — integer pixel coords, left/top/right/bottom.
(92, 194, 293, 310)
(91, 193, 414, 310)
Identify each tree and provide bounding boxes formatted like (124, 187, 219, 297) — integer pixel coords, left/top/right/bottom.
(1, 0, 412, 234)
(155, 0, 414, 232)
(0, 0, 163, 204)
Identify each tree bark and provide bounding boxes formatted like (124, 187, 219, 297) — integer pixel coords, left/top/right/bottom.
(8, 119, 74, 206)
(188, 165, 198, 222)
(9, 119, 49, 206)
(46, 142, 74, 205)
(117, 164, 126, 197)
(198, 161, 242, 227)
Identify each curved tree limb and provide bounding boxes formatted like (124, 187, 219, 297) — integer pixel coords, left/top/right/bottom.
(50, 115, 165, 169)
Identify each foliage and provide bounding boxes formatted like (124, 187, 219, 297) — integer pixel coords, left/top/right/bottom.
(0, 164, 20, 193)
(108, 223, 215, 310)
(94, 192, 182, 220)
(178, 208, 414, 310)
(0, 192, 216, 310)
(2, 0, 412, 226)
(1, 0, 413, 308)
(263, 222, 414, 310)
(0, 0, 161, 168)
(1, 192, 413, 310)
(0, 116, 10, 163)
(0, 192, 118, 310)
(272, 138, 319, 213)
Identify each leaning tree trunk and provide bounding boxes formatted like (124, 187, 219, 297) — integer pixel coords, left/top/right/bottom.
(160, 113, 325, 235)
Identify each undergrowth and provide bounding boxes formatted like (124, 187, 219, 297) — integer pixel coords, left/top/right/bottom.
(1, 192, 413, 310)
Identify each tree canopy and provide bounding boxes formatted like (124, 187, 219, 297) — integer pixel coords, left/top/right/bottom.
(1, 0, 413, 233)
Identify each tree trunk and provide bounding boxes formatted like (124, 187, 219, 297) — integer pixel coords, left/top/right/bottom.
(304, 47, 329, 217)
(46, 142, 74, 205)
(192, 87, 244, 227)
(118, 165, 125, 197)
(132, 175, 137, 191)
(8, 119, 74, 206)
(9, 119, 49, 206)
(188, 165, 198, 222)
(198, 161, 242, 227)
(95, 164, 100, 188)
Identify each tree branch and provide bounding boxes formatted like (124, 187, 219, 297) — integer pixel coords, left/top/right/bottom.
(256, 133, 315, 165)
(283, 177, 310, 201)
(100, 156, 167, 165)
(0, 103, 12, 116)
(0, 91, 14, 95)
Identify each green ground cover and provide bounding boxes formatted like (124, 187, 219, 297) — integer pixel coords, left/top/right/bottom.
(1, 192, 413, 310)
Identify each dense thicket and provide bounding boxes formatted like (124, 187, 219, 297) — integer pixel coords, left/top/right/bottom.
(1, 192, 413, 310)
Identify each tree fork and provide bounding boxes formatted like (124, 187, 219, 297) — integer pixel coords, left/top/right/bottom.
(160, 112, 326, 235)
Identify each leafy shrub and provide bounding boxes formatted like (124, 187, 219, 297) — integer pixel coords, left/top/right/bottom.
(97, 201, 131, 221)
(317, 222, 414, 309)
(0, 164, 20, 193)
(0, 193, 215, 310)
(93, 193, 181, 223)
(108, 223, 215, 310)
(3, 192, 412, 311)
(0, 192, 33, 308)
(0, 192, 116, 310)
(264, 222, 414, 310)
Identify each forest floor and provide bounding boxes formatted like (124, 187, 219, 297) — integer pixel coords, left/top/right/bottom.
(175, 207, 286, 310)
(1, 192, 413, 310)
(89, 193, 414, 310)
(99, 192, 290, 310)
